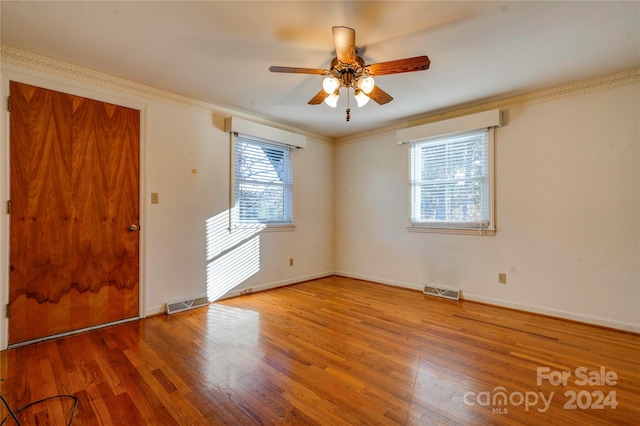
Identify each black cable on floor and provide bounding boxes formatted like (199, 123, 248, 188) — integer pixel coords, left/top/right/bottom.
(0, 394, 78, 425)
(0, 395, 19, 425)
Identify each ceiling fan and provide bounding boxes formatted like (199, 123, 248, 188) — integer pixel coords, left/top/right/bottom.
(269, 26, 431, 121)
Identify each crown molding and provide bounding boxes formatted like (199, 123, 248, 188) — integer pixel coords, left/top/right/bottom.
(3, 45, 636, 146)
(335, 67, 640, 145)
(1, 45, 215, 113)
(0, 45, 331, 143)
(406, 68, 640, 128)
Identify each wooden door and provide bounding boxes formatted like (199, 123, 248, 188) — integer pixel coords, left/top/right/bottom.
(8, 82, 140, 345)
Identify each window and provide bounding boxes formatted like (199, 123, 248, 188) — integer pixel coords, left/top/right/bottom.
(234, 134, 293, 225)
(410, 128, 494, 233)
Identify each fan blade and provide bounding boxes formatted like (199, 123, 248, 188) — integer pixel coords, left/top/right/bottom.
(308, 89, 329, 105)
(269, 66, 329, 75)
(364, 56, 430, 76)
(368, 85, 393, 105)
(332, 26, 356, 64)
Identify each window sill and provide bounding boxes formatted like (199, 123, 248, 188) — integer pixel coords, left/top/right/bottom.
(261, 224, 296, 233)
(231, 223, 296, 233)
(406, 226, 495, 236)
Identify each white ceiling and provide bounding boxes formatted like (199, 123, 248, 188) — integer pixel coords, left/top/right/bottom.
(1, 1, 638, 139)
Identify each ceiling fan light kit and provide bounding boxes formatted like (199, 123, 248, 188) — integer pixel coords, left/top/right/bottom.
(324, 91, 340, 108)
(357, 76, 375, 94)
(354, 90, 370, 107)
(322, 77, 340, 95)
(269, 26, 431, 122)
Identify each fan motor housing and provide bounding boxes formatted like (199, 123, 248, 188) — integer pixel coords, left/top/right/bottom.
(330, 56, 366, 88)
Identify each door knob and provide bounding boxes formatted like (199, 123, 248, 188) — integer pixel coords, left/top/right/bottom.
(128, 224, 139, 232)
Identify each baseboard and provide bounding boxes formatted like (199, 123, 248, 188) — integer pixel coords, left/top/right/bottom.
(143, 271, 335, 317)
(462, 293, 640, 334)
(333, 270, 640, 333)
(333, 270, 425, 292)
(216, 271, 336, 301)
(146, 304, 167, 317)
(147, 271, 639, 333)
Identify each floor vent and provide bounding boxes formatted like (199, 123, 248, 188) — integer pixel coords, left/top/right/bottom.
(166, 295, 209, 315)
(423, 286, 460, 301)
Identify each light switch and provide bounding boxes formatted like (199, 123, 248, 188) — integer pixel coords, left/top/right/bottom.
(151, 193, 159, 204)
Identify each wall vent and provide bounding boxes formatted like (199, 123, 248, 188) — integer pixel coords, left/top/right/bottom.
(166, 295, 209, 315)
(423, 286, 460, 301)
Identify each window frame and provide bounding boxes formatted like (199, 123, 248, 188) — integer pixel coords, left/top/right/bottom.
(407, 127, 496, 236)
(231, 132, 295, 231)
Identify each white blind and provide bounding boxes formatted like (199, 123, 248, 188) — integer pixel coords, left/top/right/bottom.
(235, 135, 293, 224)
(410, 129, 489, 228)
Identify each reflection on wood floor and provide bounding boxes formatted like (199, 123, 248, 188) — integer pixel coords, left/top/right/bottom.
(1, 276, 638, 424)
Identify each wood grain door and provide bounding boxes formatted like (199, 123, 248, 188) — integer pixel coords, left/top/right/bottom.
(8, 81, 140, 345)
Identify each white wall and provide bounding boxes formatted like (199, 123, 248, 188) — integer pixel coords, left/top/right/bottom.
(0, 59, 334, 349)
(334, 83, 640, 332)
(144, 104, 334, 311)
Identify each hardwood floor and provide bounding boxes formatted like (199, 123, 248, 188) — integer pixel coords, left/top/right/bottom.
(1, 276, 638, 425)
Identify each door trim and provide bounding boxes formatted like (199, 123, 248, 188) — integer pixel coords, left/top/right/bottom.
(0, 67, 148, 350)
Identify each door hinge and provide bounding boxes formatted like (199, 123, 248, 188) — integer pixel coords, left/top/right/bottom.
(7, 96, 11, 112)
(6, 200, 11, 215)
(5, 304, 9, 319)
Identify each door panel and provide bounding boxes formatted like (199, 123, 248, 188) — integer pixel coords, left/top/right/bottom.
(9, 81, 140, 345)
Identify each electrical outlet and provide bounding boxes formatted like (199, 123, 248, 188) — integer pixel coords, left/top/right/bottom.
(289, 258, 294, 267)
(498, 273, 507, 284)
(240, 288, 253, 295)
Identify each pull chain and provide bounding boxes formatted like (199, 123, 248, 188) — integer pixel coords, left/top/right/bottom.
(346, 87, 351, 121)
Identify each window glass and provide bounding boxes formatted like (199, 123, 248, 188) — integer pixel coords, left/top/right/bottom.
(235, 135, 293, 224)
(410, 128, 492, 229)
